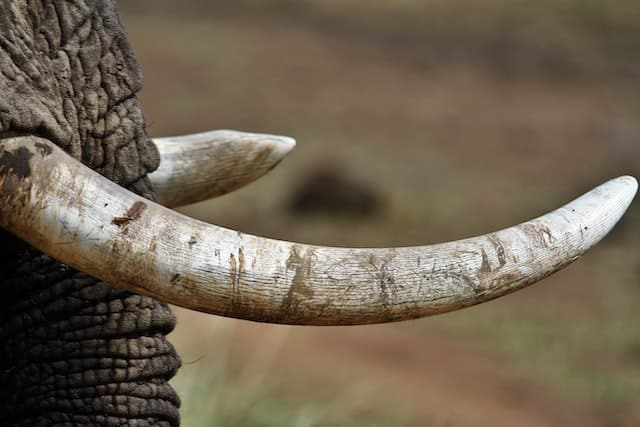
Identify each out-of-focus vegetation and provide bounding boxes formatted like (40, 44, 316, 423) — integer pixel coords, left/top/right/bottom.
(124, 0, 640, 79)
(121, 1, 640, 426)
(171, 318, 420, 427)
(175, 360, 415, 427)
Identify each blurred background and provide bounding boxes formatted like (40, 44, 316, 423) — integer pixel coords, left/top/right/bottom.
(120, 2, 640, 426)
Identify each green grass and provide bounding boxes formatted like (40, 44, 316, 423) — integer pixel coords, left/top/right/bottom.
(173, 354, 417, 427)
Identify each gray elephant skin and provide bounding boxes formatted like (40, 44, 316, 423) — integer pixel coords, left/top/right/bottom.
(0, 2, 179, 426)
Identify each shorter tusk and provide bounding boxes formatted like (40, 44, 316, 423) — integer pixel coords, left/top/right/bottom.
(0, 136, 636, 325)
(150, 130, 296, 207)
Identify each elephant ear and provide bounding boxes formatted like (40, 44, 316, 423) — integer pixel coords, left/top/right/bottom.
(0, 136, 636, 325)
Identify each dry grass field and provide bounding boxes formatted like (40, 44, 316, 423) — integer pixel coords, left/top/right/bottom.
(120, 2, 640, 426)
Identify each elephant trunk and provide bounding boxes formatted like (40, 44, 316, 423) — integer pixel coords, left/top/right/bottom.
(0, 2, 181, 425)
(0, 248, 181, 426)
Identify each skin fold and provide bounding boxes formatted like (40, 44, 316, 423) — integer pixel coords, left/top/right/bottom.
(0, 2, 180, 426)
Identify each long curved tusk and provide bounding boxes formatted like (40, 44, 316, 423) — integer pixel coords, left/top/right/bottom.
(150, 130, 296, 207)
(0, 136, 636, 325)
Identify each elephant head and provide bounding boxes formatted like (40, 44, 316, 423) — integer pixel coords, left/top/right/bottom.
(0, 1, 636, 426)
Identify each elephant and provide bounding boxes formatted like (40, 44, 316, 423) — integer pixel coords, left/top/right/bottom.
(0, 1, 636, 426)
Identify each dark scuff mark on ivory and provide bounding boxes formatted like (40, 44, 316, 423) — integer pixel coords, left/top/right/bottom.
(0, 146, 33, 179)
(113, 201, 147, 226)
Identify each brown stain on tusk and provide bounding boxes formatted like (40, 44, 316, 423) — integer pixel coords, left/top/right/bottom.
(112, 217, 131, 226)
(519, 223, 557, 248)
(480, 249, 492, 274)
(34, 142, 53, 157)
(488, 234, 507, 267)
(253, 145, 275, 169)
(112, 201, 147, 227)
(283, 246, 316, 318)
(127, 201, 147, 220)
(229, 251, 244, 311)
(0, 147, 33, 179)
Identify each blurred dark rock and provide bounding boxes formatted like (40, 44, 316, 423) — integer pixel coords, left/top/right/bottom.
(287, 163, 383, 218)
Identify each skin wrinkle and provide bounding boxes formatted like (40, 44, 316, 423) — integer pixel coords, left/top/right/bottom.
(0, 2, 179, 426)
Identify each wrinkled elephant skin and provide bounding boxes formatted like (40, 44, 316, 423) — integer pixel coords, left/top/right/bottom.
(0, 2, 180, 426)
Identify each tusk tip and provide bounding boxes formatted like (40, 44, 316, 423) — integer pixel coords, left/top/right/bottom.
(215, 129, 296, 164)
(587, 175, 638, 242)
(618, 175, 638, 194)
(259, 133, 296, 159)
(608, 175, 638, 208)
(247, 132, 295, 170)
(150, 129, 297, 207)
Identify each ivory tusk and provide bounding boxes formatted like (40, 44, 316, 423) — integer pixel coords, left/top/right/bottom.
(0, 136, 636, 325)
(150, 130, 296, 207)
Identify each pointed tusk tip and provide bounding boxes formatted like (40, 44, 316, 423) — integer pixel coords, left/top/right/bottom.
(592, 175, 638, 236)
(256, 133, 296, 166)
(610, 175, 638, 206)
(267, 134, 296, 156)
(620, 175, 638, 193)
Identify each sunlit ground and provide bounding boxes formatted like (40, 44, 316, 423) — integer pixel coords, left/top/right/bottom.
(121, 2, 640, 425)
